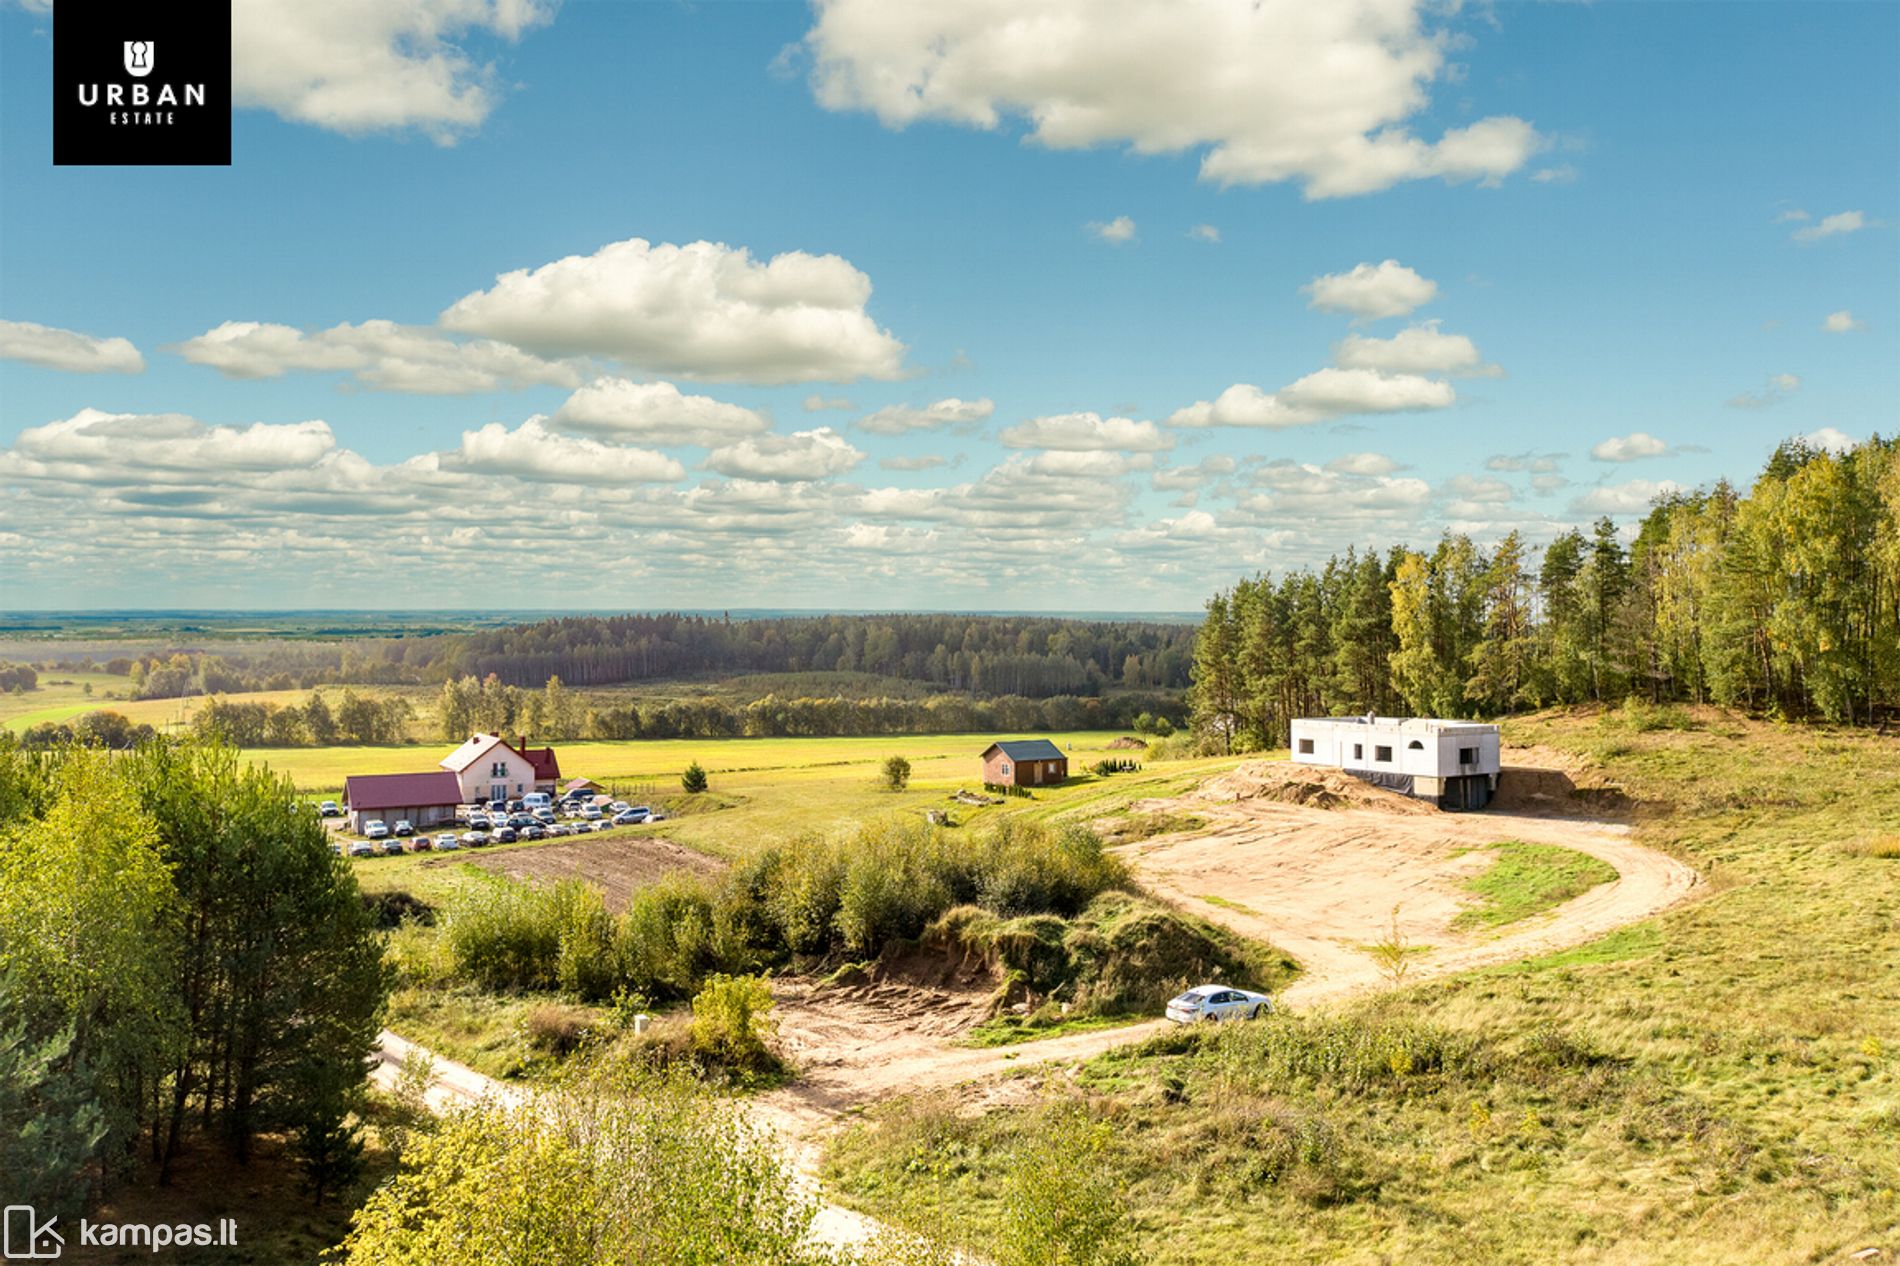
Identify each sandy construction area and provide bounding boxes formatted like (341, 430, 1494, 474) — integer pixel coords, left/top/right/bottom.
(1121, 759, 1700, 1008)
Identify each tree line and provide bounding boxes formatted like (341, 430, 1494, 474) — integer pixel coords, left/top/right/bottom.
(45, 614, 1195, 701)
(0, 737, 389, 1212)
(1190, 435, 1900, 749)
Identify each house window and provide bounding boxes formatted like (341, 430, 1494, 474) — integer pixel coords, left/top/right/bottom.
(1459, 746, 1479, 764)
(1000, 763, 1011, 777)
(1297, 738, 1314, 755)
(1407, 740, 1424, 751)
(1375, 745, 1393, 762)
(1353, 743, 1363, 759)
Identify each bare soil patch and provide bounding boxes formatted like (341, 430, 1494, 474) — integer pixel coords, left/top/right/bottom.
(1120, 755, 1696, 1009)
(454, 836, 725, 910)
(1194, 761, 1438, 813)
(770, 944, 998, 1112)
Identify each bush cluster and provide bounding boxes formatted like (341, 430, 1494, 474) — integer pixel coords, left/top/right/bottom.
(437, 818, 1130, 1005)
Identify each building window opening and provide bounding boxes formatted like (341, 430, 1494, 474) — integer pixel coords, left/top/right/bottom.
(1407, 739, 1424, 750)
(1375, 745, 1393, 762)
(1459, 746, 1479, 764)
(1297, 738, 1315, 755)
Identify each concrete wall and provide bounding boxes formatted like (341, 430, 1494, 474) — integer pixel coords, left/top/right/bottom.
(1290, 718, 1500, 782)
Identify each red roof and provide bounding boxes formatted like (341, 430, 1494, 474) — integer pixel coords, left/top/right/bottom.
(508, 738, 561, 783)
(343, 771, 463, 811)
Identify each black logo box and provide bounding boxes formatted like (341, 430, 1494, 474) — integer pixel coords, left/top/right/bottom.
(53, 1, 232, 166)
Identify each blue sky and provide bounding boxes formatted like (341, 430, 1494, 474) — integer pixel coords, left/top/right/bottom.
(2, 0, 1895, 611)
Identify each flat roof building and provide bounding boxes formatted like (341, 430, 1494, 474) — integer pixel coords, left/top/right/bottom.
(1289, 715, 1501, 810)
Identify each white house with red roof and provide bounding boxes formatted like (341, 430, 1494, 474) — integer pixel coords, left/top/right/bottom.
(439, 733, 563, 803)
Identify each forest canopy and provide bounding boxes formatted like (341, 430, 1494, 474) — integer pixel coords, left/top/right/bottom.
(1189, 435, 1899, 750)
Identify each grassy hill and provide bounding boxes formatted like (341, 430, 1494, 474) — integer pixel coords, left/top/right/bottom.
(820, 707, 1900, 1264)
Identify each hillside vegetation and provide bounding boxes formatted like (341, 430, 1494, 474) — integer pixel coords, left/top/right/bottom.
(822, 708, 1900, 1263)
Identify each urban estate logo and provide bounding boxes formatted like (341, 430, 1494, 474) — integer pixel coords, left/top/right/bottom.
(54, 3, 231, 166)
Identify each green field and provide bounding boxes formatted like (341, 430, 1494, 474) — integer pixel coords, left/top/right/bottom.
(266, 731, 1227, 861)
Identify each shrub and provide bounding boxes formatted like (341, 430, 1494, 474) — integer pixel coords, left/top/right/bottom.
(680, 760, 709, 794)
(882, 755, 912, 791)
(618, 873, 721, 1000)
(689, 973, 778, 1073)
(444, 879, 565, 992)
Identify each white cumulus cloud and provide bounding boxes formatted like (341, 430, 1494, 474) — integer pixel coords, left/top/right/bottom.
(1168, 368, 1455, 429)
(233, 0, 555, 142)
(440, 237, 908, 384)
(856, 397, 995, 435)
(447, 417, 684, 484)
(1822, 310, 1865, 333)
(1569, 479, 1683, 514)
(1334, 321, 1499, 377)
(1793, 210, 1868, 243)
(801, 0, 1540, 198)
(552, 378, 769, 445)
(1591, 431, 1672, 463)
(1305, 260, 1438, 320)
(705, 427, 865, 482)
(1088, 216, 1137, 244)
(0, 319, 145, 374)
(175, 319, 584, 392)
(999, 412, 1172, 452)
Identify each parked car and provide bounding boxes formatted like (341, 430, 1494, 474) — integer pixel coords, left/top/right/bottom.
(581, 805, 604, 821)
(545, 823, 569, 838)
(506, 813, 535, 830)
(493, 826, 518, 844)
(592, 819, 613, 832)
(434, 832, 459, 850)
(1165, 985, 1273, 1025)
(609, 801, 630, 814)
(411, 835, 433, 852)
(459, 832, 487, 849)
(532, 807, 556, 824)
(523, 792, 551, 810)
(487, 799, 507, 814)
(348, 841, 376, 858)
(319, 800, 341, 817)
(644, 810, 668, 823)
(393, 820, 415, 837)
(506, 799, 524, 814)
(520, 824, 545, 841)
(329, 842, 344, 856)
(364, 821, 389, 840)
(467, 812, 490, 830)
(380, 839, 407, 856)
(612, 810, 647, 826)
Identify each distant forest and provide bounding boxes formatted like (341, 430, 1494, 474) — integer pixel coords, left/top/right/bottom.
(33, 614, 1196, 703)
(1190, 435, 1900, 750)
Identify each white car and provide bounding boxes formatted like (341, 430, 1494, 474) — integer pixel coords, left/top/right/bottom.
(433, 832, 459, 850)
(364, 821, 389, 840)
(1165, 984, 1273, 1025)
